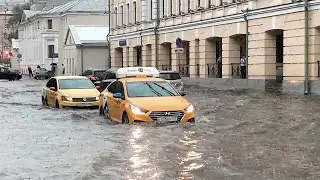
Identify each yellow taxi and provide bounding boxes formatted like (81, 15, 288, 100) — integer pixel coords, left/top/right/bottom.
(98, 67, 195, 124)
(42, 76, 100, 108)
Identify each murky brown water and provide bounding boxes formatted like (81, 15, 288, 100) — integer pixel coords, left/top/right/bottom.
(0, 78, 319, 179)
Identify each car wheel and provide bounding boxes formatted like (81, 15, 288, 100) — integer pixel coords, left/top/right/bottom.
(102, 102, 110, 119)
(55, 100, 60, 108)
(122, 112, 129, 124)
(42, 97, 48, 106)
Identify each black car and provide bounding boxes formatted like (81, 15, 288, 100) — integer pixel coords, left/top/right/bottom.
(81, 68, 106, 83)
(0, 67, 22, 81)
(94, 68, 118, 92)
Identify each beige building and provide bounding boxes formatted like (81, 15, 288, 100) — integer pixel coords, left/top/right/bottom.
(109, 0, 320, 94)
(64, 25, 109, 75)
(18, 0, 109, 74)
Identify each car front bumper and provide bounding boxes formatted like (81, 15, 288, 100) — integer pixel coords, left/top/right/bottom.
(60, 100, 100, 107)
(128, 110, 195, 123)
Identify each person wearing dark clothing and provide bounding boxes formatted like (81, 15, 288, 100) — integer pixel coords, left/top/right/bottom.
(28, 66, 33, 77)
(240, 57, 246, 79)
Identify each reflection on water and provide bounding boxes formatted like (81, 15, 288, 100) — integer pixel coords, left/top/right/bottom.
(178, 131, 204, 179)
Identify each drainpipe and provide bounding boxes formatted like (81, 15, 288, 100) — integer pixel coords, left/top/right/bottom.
(304, 0, 309, 95)
(154, 0, 160, 68)
(80, 45, 84, 73)
(107, 0, 112, 69)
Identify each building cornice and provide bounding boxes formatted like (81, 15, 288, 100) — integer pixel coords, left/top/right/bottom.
(110, 0, 320, 41)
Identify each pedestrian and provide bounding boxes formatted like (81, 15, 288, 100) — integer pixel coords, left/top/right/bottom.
(62, 64, 65, 75)
(28, 66, 33, 78)
(240, 56, 246, 79)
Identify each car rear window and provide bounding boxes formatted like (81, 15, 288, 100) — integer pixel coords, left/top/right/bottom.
(94, 70, 105, 78)
(159, 73, 181, 80)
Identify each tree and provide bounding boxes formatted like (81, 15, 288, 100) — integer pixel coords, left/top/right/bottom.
(6, 3, 30, 42)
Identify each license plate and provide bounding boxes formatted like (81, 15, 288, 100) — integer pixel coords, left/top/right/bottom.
(77, 103, 92, 107)
(157, 116, 177, 122)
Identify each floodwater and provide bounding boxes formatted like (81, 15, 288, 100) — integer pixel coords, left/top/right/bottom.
(0, 77, 319, 180)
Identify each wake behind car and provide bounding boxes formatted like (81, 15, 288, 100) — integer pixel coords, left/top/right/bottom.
(98, 67, 195, 124)
(0, 66, 22, 81)
(42, 76, 100, 108)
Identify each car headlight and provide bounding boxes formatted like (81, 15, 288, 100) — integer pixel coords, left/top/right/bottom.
(184, 104, 194, 113)
(61, 96, 73, 101)
(95, 96, 99, 101)
(130, 104, 148, 115)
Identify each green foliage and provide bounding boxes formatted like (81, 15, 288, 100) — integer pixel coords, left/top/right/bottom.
(8, 3, 30, 26)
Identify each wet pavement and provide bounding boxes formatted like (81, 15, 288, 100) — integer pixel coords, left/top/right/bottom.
(0, 77, 320, 180)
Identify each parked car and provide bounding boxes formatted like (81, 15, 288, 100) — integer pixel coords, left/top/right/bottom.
(159, 71, 185, 92)
(34, 67, 53, 79)
(0, 66, 22, 81)
(81, 69, 106, 83)
(94, 68, 118, 92)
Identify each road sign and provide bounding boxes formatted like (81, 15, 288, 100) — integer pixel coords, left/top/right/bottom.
(176, 37, 182, 48)
(175, 48, 184, 54)
(17, 53, 22, 59)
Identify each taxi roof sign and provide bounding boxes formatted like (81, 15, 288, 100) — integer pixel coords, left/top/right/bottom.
(116, 67, 160, 79)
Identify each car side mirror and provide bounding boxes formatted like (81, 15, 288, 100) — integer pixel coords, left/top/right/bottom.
(49, 87, 56, 91)
(180, 91, 186, 96)
(113, 92, 122, 99)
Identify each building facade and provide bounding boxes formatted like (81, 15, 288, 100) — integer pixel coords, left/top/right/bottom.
(64, 25, 109, 75)
(18, 0, 109, 74)
(109, 0, 320, 94)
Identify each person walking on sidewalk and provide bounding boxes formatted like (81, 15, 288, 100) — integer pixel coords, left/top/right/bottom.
(240, 56, 246, 79)
(28, 66, 33, 78)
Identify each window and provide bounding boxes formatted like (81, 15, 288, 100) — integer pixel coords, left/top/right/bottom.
(208, 0, 211, 7)
(59, 79, 95, 89)
(126, 81, 179, 97)
(82, 70, 92, 76)
(197, 0, 201, 7)
(133, 2, 137, 23)
(46, 78, 57, 89)
(117, 81, 125, 95)
(159, 73, 181, 80)
(37, 21, 39, 29)
(178, 0, 181, 14)
(48, 45, 54, 58)
(162, 0, 165, 17)
(127, 3, 130, 24)
(120, 6, 124, 25)
(188, 0, 191, 12)
(150, 0, 153, 20)
(115, 7, 118, 26)
(47, 19, 52, 29)
(107, 81, 118, 94)
(169, 0, 172, 15)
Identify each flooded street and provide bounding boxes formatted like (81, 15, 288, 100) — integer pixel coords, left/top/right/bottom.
(0, 77, 320, 180)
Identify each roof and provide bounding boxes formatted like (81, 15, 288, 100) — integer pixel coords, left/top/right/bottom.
(122, 78, 166, 82)
(65, 25, 109, 46)
(43, 0, 107, 14)
(54, 76, 89, 80)
(23, 10, 42, 19)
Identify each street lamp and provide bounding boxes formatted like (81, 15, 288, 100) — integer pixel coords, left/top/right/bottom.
(242, 8, 249, 79)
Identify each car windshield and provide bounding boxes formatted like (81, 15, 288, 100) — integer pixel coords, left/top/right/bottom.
(94, 70, 105, 78)
(159, 73, 181, 80)
(59, 79, 95, 89)
(126, 81, 179, 97)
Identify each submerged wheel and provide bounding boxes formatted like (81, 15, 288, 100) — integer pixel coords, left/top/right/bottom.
(55, 100, 60, 108)
(122, 112, 129, 124)
(102, 103, 110, 119)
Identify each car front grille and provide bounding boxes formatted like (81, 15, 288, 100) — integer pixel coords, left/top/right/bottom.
(149, 111, 185, 122)
(73, 97, 96, 102)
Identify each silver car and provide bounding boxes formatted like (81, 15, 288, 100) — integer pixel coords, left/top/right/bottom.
(34, 67, 53, 79)
(159, 71, 185, 92)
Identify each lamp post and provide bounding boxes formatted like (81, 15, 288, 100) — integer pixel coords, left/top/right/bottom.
(242, 8, 249, 79)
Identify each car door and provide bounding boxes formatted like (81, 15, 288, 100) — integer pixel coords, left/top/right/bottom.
(46, 78, 58, 107)
(115, 81, 126, 120)
(106, 81, 120, 121)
